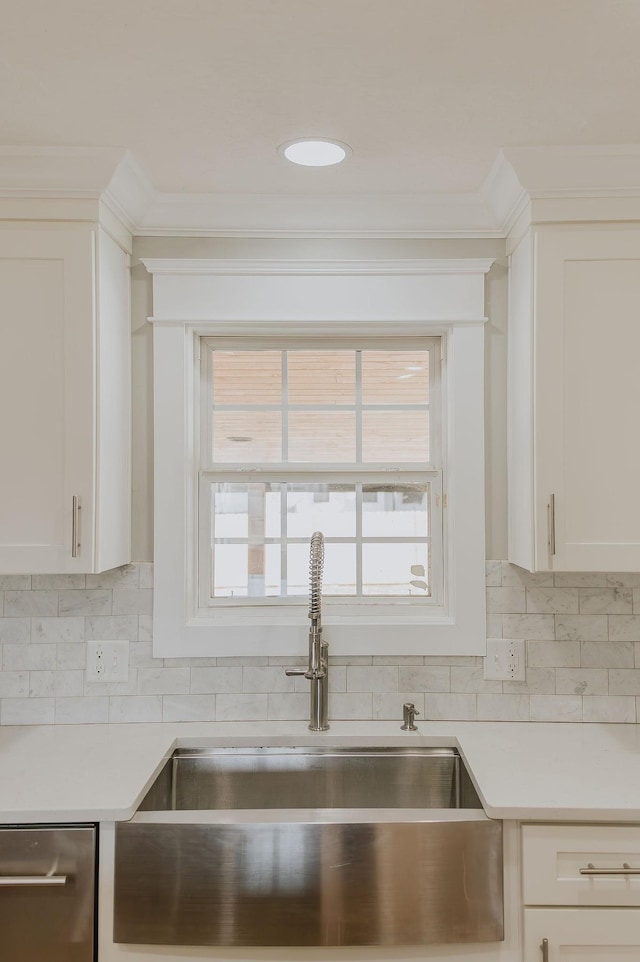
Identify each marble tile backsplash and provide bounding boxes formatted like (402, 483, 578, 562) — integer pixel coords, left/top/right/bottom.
(2, 561, 640, 724)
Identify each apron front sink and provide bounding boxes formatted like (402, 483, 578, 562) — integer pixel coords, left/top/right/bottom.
(114, 744, 503, 948)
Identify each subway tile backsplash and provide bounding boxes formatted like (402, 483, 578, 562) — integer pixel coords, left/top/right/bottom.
(3, 562, 640, 724)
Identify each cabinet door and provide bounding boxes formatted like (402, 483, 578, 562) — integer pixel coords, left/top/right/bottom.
(535, 229, 640, 571)
(0, 228, 95, 572)
(524, 908, 640, 960)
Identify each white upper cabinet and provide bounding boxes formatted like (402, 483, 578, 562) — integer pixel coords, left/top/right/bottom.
(508, 227, 640, 571)
(0, 225, 131, 573)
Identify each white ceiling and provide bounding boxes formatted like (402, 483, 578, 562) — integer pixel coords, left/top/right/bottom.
(2, 0, 640, 234)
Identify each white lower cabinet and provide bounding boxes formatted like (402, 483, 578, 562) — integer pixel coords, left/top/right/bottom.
(522, 824, 640, 960)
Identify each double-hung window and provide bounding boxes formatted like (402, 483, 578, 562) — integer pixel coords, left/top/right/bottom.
(198, 337, 443, 613)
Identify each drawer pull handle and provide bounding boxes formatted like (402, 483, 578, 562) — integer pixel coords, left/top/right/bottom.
(0, 874, 67, 886)
(579, 862, 640, 876)
(541, 937, 549, 962)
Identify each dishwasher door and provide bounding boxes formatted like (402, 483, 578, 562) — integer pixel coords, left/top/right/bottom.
(0, 825, 96, 962)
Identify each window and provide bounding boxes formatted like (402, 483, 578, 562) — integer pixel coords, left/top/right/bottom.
(197, 338, 442, 610)
(145, 257, 491, 657)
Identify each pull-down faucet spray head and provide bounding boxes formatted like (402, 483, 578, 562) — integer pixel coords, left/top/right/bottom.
(308, 531, 324, 672)
(308, 530, 324, 628)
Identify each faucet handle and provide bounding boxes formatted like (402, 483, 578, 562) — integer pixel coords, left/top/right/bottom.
(401, 702, 420, 731)
(285, 667, 307, 677)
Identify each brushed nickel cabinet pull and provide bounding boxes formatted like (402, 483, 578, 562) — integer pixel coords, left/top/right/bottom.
(71, 495, 81, 558)
(0, 874, 67, 886)
(579, 861, 640, 876)
(541, 937, 549, 962)
(547, 494, 556, 556)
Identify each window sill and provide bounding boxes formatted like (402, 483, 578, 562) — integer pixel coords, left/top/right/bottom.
(152, 592, 486, 658)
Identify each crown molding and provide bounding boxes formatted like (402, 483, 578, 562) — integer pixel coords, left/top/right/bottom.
(0, 146, 146, 240)
(3, 144, 640, 238)
(502, 144, 640, 198)
(101, 150, 155, 235)
(0, 145, 127, 195)
(0, 146, 505, 236)
(481, 150, 529, 236)
(136, 189, 506, 237)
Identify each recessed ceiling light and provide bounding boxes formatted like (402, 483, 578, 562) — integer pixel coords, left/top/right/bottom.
(280, 139, 351, 167)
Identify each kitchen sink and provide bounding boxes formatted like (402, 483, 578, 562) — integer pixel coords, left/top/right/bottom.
(137, 745, 484, 810)
(114, 744, 503, 948)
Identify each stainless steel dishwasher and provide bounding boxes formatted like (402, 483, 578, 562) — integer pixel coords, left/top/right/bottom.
(0, 824, 97, 962)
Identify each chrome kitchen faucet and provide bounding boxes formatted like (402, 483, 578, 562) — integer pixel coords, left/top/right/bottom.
(285, 531, 329, 731)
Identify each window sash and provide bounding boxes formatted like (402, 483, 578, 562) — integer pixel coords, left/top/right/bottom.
(200, 336, 441, 471)
(197, 471, 443, 608)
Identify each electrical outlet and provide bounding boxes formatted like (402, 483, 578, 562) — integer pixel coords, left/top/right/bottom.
(484, 639, 526, 681)
(86, 641, 129, 683)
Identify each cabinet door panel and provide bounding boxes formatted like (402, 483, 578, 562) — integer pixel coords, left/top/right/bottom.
(0, 229, 95, 572)
(535, 230, 640, 571)
(0, 257, 66, 547)
(524, 908, 640, 960)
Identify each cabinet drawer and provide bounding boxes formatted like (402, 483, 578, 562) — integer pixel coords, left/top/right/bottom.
(524, 908, 640, 960)
(522, 824, 640, 906)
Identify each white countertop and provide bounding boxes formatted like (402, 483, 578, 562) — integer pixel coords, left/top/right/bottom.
(2, 720, 640, 824)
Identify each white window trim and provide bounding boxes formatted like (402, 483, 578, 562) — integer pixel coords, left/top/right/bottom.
(145, 258, 493, 658)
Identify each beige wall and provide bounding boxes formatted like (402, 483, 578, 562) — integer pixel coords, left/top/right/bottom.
(130, 236, 508, 562)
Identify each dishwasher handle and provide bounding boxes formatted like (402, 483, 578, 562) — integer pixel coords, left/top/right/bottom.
(0, 874, 68, 886)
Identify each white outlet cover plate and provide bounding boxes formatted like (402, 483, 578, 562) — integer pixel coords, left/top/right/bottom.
(86, 640, 130, 683)
(484, 638, 526, 681)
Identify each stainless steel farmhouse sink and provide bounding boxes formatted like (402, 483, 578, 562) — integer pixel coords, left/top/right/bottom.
(114, 745, 503, 948)
(138, 745, 485, 811)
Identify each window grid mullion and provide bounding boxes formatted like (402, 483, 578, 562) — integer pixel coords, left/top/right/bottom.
(281, 350, 288, 461)
(210, 403, 431, 411)
(355, 483, 363, 593)
(212, 536, 431, 544)
(205, 464, 437, 475)
(355, 350, 362, 463)
(280, 483, 287, 597)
